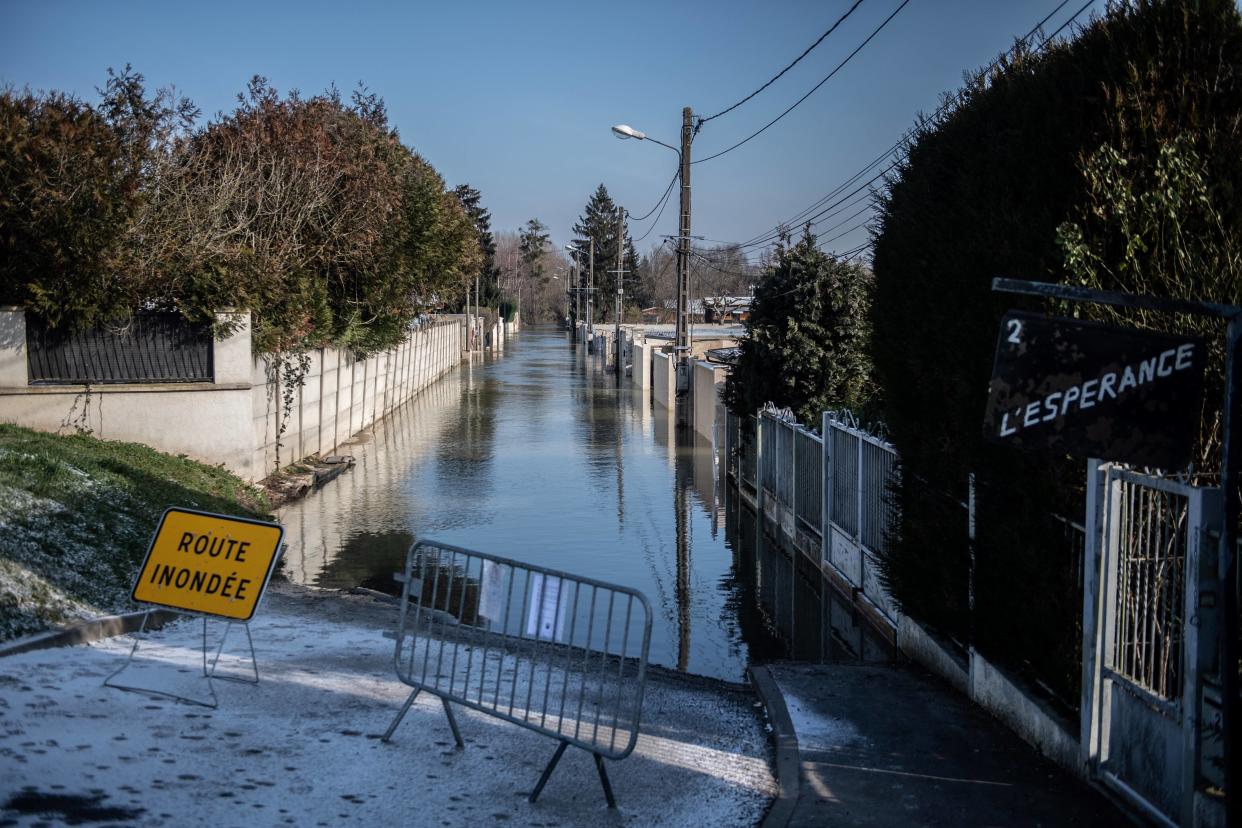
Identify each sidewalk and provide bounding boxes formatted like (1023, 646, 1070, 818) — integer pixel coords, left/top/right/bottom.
(0, 584, 775, 827)
(759, 662, 1128, 827)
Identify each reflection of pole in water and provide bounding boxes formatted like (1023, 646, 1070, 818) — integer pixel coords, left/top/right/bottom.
(615, 387, 625, 529)
(674, 433, 692, 672)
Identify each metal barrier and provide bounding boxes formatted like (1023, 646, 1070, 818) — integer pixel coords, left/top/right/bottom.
(382, 540, 653, 808)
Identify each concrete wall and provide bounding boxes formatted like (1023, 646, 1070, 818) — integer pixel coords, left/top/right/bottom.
(631, 339, 652, 389)
(0, 309, 258, 478)
(691, 360, 727, 441)
(0, 309, 465, 482)
(252, 319, 462, 477)
(652, 352, 675, 409)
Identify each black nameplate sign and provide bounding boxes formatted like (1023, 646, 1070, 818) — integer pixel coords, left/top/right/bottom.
(983, 311, 1206, 470)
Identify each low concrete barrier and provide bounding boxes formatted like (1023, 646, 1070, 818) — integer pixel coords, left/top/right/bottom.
(691, 360, 726, 440)
(653, 352, 675, 409)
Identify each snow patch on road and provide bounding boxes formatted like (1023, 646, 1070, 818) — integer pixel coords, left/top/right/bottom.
(0, 598, 774, 827)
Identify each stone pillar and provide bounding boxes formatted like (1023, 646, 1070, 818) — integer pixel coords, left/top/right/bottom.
(0, 308, 27, 387)
(213, 310, 252, 385)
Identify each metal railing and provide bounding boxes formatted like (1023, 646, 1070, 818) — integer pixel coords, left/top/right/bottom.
(383, 539, 652, 808)
(26, 311, 213, 384)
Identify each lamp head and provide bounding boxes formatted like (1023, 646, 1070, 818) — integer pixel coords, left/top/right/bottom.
(611, 124, 646, 140)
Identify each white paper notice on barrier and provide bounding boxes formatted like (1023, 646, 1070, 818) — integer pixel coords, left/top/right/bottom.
(478, 561, 505, 624)
(525, 574, 567, 642)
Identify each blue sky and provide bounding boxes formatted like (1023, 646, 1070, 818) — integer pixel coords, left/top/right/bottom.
(1, 0, 1104, 260)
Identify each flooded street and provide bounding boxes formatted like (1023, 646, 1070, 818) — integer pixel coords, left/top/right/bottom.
(279, 328, 885, 681)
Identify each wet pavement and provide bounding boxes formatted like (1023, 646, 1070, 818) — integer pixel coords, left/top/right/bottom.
(0, 583, 776, 827)
(767, 663, 1127, 827)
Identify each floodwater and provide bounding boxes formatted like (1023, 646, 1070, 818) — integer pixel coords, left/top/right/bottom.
(278, 328, 886, 681)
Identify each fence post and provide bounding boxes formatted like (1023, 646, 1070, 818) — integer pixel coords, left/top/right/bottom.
(968, 472, 977, 652)
(822, 411, 831, 568)
(756, 411, 765, 517)
(856, 429, 864, 590)
(790, 422, 797, 526)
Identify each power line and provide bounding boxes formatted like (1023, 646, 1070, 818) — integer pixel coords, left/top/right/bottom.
(629, 168, 679, 222)
(632, 179, 678, 243)
(735, 159, 896, 250)
(725, 0, 1090, 258)
(1035, 0, 1092, 47)
(693, 0, 912, 166)
(697, 0, 867, 125)
(815, 213, 874, 248)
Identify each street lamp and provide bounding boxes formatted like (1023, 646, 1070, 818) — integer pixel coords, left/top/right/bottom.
(611, 124, 680, 156)
(612, 110, 694, 423)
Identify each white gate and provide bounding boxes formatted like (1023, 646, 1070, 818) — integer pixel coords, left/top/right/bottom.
(1082, 461, 1221, 826)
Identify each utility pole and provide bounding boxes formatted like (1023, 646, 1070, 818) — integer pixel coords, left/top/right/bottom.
(588, 237, 595, 340)
(675, 106, 693, 423)
(475, 275, 481, 351)
(614, 207, 627, 379)
(567, 247, 578, 338)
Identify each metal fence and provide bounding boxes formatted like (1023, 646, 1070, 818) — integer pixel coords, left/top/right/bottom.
(726, 407, 901, 625)
(794, 428, 822, 534)
(26, 312, 213, 384)
(383, 539, 652, 807)
(823, 412, 900, 622)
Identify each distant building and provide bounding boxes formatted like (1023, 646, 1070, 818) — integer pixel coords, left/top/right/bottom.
(703, 296, 751, 324)
(641, 300, 707, 325)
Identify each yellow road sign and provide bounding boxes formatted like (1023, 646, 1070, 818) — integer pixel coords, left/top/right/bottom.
(131, 508, 284, 621)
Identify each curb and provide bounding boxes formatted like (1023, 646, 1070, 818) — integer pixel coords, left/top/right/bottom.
(0, 609, 183, 659)
(749, 664, 801, 828)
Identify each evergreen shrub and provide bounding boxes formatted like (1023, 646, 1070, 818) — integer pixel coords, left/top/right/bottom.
(870, 0, 1242, 705)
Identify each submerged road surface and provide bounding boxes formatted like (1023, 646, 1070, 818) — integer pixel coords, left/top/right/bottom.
(280, 328, 886, 682)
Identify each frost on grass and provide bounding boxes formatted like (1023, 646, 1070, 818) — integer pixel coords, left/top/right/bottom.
(0, 469, 146, 640)
(0, 427, 272, 642)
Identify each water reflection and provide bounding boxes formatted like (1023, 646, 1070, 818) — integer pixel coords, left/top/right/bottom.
(279, 329, 888, 681)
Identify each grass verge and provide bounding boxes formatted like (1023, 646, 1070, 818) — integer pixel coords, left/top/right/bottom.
(0, 424, 272, 641)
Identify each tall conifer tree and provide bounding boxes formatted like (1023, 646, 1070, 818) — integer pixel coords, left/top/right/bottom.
(453, 183, 498, 304)
(572, 184, 638, 322)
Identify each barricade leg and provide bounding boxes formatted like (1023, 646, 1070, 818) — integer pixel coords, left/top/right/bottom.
(441, 698, 464, 748)
(206, 621, 260, 685)
(593, 753, 617, 809)
(382, 688, 421, 742)
(529, 740, 569, 803)
(103, 610, 219, 709)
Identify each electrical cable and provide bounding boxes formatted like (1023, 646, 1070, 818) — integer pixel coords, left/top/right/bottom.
(693, 0, 912, 166)
(632, 179, 678, 244)
(628, 168, 679, 222)
(724, 0, 1090, 257)
(697, 0, 867, 125)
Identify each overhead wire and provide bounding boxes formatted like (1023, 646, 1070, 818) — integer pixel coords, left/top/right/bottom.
(629, 168, 679, 222)
(632, 178, 678, 243)
(697, 0, 867, 125)
(725, 0, 1089, 259)
(692, 0, 913, 166)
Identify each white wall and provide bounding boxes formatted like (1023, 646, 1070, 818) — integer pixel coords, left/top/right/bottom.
(652, 352, 675, 409)
(691, 360, 727, 441)
(0, 309, 259, 477)
(252, 319, 463, 476)
(631, 339, 652, 389)
(0, 309, 465, 482)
